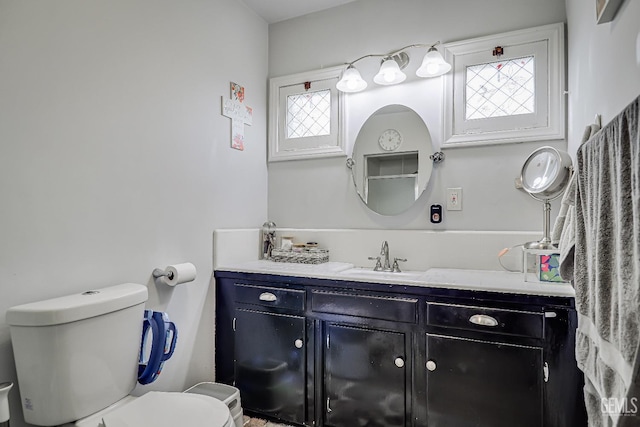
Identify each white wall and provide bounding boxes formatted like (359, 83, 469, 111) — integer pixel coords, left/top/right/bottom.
(0, 1, 267, 425)
(565, 0, 640, 155)
(267, 0, 567, 231)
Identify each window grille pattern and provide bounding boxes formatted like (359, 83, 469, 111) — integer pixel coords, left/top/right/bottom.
(287, 89, 331, 138)
(465, 56, 535, 120)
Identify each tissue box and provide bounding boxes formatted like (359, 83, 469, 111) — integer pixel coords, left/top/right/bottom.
(524, 249, 567, 283)
(539, 253, 564, 282)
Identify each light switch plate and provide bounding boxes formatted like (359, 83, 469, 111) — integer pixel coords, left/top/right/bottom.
(446, 187, 462, 211)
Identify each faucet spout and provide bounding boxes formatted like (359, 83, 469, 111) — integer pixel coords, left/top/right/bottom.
(380, 241, 391, 270)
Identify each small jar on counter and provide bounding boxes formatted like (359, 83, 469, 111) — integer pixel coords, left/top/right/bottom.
(281, 236, 294, 251)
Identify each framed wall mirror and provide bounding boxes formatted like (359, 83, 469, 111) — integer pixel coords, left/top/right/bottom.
(348, 104, 434, 215)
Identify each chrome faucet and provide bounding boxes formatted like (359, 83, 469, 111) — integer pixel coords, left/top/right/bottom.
(380, 240, 391, 271)
(368, 241, 407, 272)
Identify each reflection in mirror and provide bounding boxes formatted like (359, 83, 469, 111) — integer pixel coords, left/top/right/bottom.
(349, 105, 434, 215)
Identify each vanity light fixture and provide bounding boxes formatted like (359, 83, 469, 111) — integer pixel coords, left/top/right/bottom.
(336, 65, 368, 92)
(336, 42, 451, 93)
(373, 53, 408, 86)
(416, 46, 453, 77)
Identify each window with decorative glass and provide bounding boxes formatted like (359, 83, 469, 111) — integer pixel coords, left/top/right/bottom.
(465, 56, 535, 120)
(269, 67, 345, 161)
(286, 89, 331, 138)
(443, 23, 565, 147)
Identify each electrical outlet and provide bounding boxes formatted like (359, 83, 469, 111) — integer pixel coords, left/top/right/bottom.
(446, 187, 462, 211)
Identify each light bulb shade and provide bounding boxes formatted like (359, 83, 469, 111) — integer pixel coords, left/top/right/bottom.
(373, 58, 406, 86)
(336, 65, 368, 93)
(416, 47, 452, 78)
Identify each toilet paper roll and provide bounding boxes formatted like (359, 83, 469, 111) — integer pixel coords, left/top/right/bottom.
(162, 263, 197, 286)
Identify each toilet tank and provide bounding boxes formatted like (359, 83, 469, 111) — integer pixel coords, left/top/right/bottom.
(6, 283, 148, 426)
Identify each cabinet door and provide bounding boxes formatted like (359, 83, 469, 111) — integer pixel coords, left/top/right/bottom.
(426, 334, 543, 427)
(235, 309, 306, 424)
(324, 323, 407, 427)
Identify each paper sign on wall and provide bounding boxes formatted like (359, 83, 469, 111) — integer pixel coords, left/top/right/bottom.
(222, 82, 253, 151)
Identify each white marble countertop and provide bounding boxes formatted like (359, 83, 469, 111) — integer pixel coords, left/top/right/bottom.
(216, 260, 575, 298)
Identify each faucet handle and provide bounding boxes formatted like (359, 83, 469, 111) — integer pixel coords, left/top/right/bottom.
(368, 256, 383, 271)
(392, 258, 407, 272)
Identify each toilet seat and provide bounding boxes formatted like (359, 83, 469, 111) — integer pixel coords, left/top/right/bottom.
(73, 392, 232, 427)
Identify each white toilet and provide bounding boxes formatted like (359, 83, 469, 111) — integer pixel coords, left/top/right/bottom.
(6, 283, 234, 427)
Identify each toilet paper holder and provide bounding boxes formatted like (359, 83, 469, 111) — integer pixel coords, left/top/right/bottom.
(151, 263, 197, 286)
(152, 268, 175, 280)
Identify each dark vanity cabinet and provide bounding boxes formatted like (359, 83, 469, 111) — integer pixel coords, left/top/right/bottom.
(214, 271, 587, 427)
(323, 324, 407, 427)
(234, 309, 306, 422)
(425, 334, 543, 427)
(425, 302, 545, 427)
(230, 284, 308, 424)
(312, 290, 417, 427)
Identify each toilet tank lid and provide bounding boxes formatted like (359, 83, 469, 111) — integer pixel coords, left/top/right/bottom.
(6, 283, 148, 326)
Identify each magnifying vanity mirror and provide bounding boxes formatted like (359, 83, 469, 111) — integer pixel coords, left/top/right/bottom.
(519, 146, 572, 249)
(348, 105, 434, 215)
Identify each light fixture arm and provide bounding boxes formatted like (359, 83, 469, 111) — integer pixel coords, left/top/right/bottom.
(345, 42, 441, 67)
(336, 41, 448, 93)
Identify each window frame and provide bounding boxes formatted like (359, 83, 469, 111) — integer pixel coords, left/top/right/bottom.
(442, 23, 565, 148)
(269, 66, 346, 162)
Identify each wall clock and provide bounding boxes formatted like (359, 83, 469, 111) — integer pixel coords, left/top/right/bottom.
(378, 128, 402, 151)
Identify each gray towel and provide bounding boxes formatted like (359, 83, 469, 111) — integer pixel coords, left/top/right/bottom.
(557, 123, 600, 281)
(573, 95, 640, 426)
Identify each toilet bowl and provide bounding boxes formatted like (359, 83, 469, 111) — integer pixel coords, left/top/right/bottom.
(69, 392, 233, 427)
(6, 284, 236, 427)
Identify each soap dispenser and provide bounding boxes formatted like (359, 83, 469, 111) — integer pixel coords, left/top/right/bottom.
(261, 221, 277, 260)
(0, 382, 13, 427)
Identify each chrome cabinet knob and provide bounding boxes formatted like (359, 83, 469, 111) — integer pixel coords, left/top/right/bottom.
(295, 339, 303, 349)
(426, 360, 437, 371)
(394, 357, 405, 368)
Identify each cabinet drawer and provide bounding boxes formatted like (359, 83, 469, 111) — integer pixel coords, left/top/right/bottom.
(235, 284, 305, 311)
(312, 290, 417, 323)
(426, 302, 543, 339)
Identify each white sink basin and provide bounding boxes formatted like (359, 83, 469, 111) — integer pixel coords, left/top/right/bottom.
(337, 267, 425, 282)
(234, 260, 354, 274)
